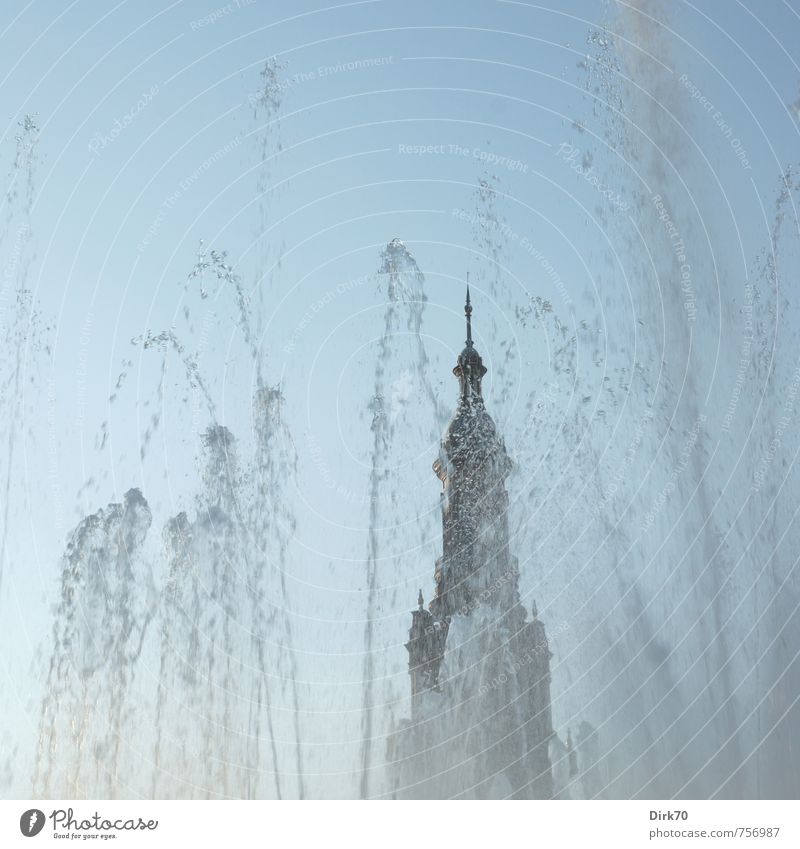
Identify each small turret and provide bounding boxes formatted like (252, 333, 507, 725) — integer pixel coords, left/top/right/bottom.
(405, 589, 448, 707)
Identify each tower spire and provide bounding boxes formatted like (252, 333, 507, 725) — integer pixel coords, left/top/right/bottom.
(465, 275, 473, 348)
(452, 280, 486, 398)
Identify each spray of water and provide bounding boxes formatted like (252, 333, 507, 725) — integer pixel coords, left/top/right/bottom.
(34, 488, 153, 796)
(359, 238, 447, 797)
(0, 115, 45, 596)
(16, 7, 800, 800)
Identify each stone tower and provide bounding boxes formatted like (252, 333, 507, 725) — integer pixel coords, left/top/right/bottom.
(388, 288, 554, 799)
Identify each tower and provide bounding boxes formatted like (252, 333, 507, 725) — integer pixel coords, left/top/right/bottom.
(389, 288, 555, 799)
(430, 284, 520, 622)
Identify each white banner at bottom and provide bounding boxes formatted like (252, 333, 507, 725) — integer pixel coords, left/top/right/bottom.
(1, 800, 796, 848)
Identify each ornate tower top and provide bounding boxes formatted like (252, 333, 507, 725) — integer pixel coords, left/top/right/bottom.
(395, 282, 554, 800)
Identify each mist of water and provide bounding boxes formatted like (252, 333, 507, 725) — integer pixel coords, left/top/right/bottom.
(4, 3, 799, 801)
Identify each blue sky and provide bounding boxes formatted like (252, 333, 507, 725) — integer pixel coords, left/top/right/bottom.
(3, 0, 794, 524)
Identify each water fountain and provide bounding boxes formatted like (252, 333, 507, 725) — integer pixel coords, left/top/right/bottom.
(2, 2, 798, 801)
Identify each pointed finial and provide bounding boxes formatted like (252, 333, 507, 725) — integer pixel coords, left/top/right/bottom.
(465, 277, 473, 348)
(418, 589, 424, 610)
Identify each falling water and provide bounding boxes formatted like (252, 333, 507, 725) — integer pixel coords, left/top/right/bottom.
(359, 238, 447, 797)
(35, 228, 306, 797)
(41, 384, 307, 797)
(9, 4, 800, 801)
(0, 115, 44, 595)
(251, 56, 288, 355)
(249, 386, 306, 799)
(499, 0, 800, 798)
(152, 423, 290, 799)
(34, 488, 153, 797)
